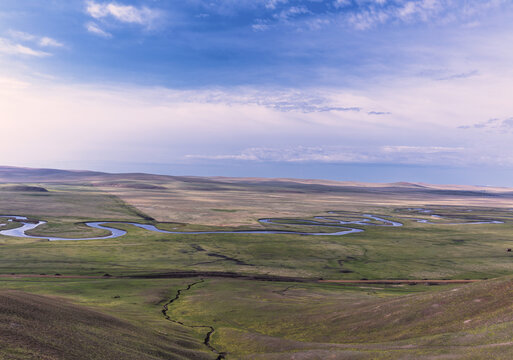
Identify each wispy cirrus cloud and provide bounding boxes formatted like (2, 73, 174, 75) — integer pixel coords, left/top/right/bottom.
(0, 38, 50, 57)
(85, 1, 162, 27)
(436, 70, 479, 81)
(4, 1, 513, 185)
(39, 37, 64, 48)
(342, 0, 492, 30)
(249, 0, 510, 32)
(368, 111, 391, 115)
(6, 30, 36, 42)
(273, 5, 310, 21)
(265, 0, 289, 10)
(333, 0, 351, 9)
(84, 1, 164, 39)
(0, 30, 64, 59)
(459, 117, 513, 132)
(186, 146, 373, 163)
(157, 87, 375, 114)
(85, 22, 112, 38)
(186, 145, 468, 165)
(7, 30, 63, 49)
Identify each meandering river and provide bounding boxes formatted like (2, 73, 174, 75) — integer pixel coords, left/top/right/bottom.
(0, 210, 503, 241)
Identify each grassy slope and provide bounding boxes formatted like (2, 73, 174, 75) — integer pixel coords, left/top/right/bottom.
(4, 276, 513, 359)
(169, 278, 513, 359)
(0, 288, 211, 360)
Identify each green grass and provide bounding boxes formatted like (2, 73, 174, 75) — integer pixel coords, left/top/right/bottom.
(0, 184, 149, 220)
(2, 179, 513, 358)
(0, 277, 207, 336)
(1, 207, 513, 280)
(163, 277, 513, 359)
(0, 279, 213, 359)
(5, 275, 513, 359)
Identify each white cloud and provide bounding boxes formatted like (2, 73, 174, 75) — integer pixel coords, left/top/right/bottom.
(333, 0, 351, 8)
(7, 30, 63, 48)
(459, 117, 513, 132)
(0, 38, 50, 57)
(274, 6, 311, 21)
(174, 88, 366, 114)
(381, 146, 464, 154)
(86, 22, 112, 38)
(186, 145, 468, 165)
(39, 37, 64, 48)
(396, 0, 444, 22)
(252, 23, 271, 31)
(4, 13, 513, 170)
(338, 0, 508, 31)
(266, 0, 289, 10)
(86, 1, 161, 27)
(187, 146, 373, 163)
(7, 30, 36, 42)
(348, 9, 389, 30)
(0, 72, 512, 169)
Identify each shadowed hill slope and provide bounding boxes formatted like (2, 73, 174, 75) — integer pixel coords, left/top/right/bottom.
(174, 277, 513, 359)
(0, 290, 211, 360)
(0, 185, 48, 192)
(308, 276, 513, 345)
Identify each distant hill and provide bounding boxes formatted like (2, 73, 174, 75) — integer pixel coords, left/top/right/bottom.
(0, 166, 106, 182)
(0, 165, 512, 199)
(93, 181, 167, 190)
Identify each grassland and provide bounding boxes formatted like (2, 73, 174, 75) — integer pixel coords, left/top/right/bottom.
(94, 176, 513, 226)
(0, 281, 211, 360)
(4, 276, 513, 359)
(1, 206, 513, 280)
(169, 277, 513, 359)
(1, 168, 513, 358)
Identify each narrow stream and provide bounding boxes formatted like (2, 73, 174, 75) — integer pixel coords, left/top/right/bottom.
(0, 210, 504, 242)
(0, 214, 391, 241)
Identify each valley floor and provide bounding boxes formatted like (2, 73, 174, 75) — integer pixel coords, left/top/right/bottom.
(1, 175, 513, 358)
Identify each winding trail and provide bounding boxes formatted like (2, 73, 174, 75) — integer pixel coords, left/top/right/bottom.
(161, 279, 226, 360)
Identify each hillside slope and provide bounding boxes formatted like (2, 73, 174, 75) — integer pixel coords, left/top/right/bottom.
(0, 290, 211, 360)
(170, 277, 513, 359)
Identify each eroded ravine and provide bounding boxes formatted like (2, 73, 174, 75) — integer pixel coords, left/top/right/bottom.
(161, 279, 226, 359)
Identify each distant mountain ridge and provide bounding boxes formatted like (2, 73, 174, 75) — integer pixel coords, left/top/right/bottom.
(0, 166, 106, 182)
(0, 165, 511, 196)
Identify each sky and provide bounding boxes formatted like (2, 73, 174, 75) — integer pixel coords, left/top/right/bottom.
(2, 0, 513, 185)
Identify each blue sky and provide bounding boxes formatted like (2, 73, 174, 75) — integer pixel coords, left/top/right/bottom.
(2, 0, 513, 185)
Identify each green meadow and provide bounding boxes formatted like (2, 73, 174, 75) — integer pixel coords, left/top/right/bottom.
(1, 178, 513, 358)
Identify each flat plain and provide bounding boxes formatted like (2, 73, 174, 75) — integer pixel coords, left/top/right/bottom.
(1, 166, 513, 359)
